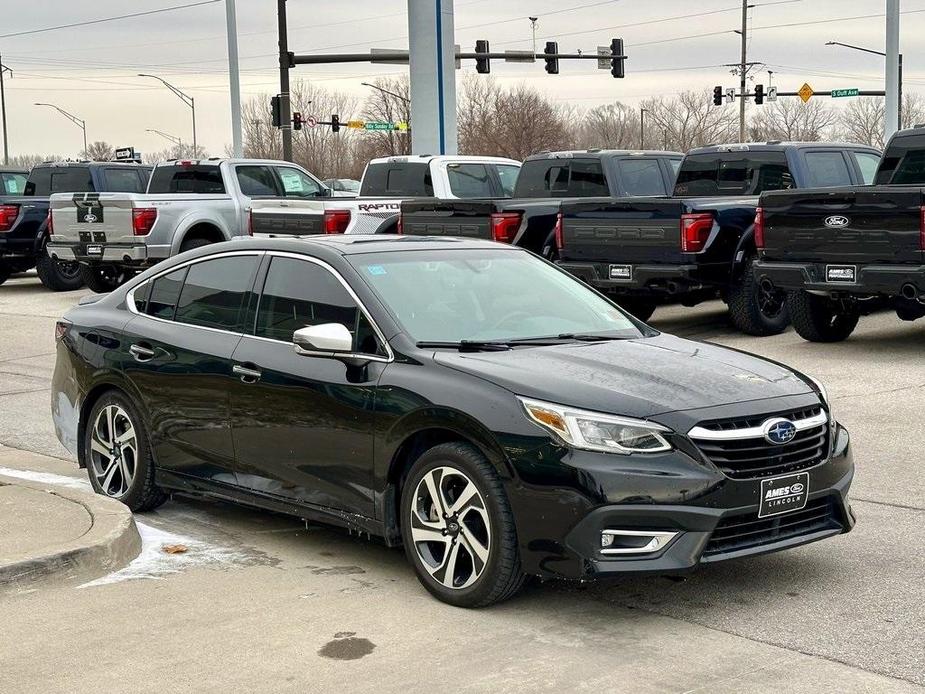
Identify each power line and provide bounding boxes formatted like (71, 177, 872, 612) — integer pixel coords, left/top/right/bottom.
(0, 0, 222, 40)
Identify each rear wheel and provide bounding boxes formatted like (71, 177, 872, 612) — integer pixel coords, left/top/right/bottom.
(36, 241, 83, 291)
(80, 264, 133, 294)
(179, 237, 212, 253)
(616, 296, 657, 322)
(728, 256, 790, 336)
(400, 442, 525, 608)
(788, 291, 859, 342)
(84, 390, 167, 512)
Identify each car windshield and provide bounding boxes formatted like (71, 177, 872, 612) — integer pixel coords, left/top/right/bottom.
(349, 248, 646, 343)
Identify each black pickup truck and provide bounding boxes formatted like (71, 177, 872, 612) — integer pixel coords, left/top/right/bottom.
(754, 127, 925, 342)
(399, 149, 682, 255)
(0, 161, 151, 290)
(556, 142, 881, 330)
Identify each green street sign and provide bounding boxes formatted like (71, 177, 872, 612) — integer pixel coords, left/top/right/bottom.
(364, 122, 395, 131)
(832, 88, 860, 98)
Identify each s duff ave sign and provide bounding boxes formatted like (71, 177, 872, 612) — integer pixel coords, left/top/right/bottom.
(832, 88, 860, 98)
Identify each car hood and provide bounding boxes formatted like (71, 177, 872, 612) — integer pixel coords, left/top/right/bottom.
(433, 333, 813, 419)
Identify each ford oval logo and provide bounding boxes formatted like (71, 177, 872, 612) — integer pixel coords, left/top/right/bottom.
(824, 215, 850, 228)
(83, 213, 97, 223)
(790, 482, 805, 494)
(764, 418, 797, 445)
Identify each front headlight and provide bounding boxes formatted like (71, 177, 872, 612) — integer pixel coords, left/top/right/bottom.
(806, 374, 834, 425)
(519, 397, 672, 454)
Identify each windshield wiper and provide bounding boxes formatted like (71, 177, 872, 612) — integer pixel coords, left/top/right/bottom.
(554, 333, 630, 342)
(416, 340, 512, 352)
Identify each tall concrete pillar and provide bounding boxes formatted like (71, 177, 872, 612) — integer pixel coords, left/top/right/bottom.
(407, 0, 457, 154)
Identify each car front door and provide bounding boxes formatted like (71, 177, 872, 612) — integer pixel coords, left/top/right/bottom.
(228, 253, 389, 518)
(122, 251, 262, 485)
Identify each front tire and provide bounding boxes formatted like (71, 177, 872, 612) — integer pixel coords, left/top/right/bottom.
(728, 256, 790, 336)
(400, 442, 524, 608)
(80, 264, 134, 293)
(36, 242, 84, 291)
(84, 390, 167, 512)
(788, 291, 859, 342)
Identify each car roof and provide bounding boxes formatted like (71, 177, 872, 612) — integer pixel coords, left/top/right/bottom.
(230, 234, 513, 256)
(687, 142, 880, 154)
(524, 150, 683, 161)
(367, 155, 520, 165)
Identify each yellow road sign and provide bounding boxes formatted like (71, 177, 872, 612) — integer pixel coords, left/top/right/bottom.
(798, 83, 814, 103)
(346, 120, 365, 129)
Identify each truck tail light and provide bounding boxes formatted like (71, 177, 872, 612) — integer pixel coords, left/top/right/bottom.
(920, 205, 925, 250)
(323, 209, 351, 234)
(754, 207, 765, 249)
(490, 212, 522, 244)
(54, 320, 70, 341)
(132, 207, 157, 236)
(396, 213, 403, 234)
(0, 204, 20, 232)
(46, 209, 54, 235)
(554, 212, 564, 252)
(680, 212, 713, 253)
(247, 209, 254, 236)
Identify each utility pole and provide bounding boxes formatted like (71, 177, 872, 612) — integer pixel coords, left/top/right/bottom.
(739, 0, 748, 141)
(277, 0, 293, 162)
(640, 108, 648, 149)
(225, 0, 243, 157)
(0, 55, 9, 165)
(885, 0, 900, 141)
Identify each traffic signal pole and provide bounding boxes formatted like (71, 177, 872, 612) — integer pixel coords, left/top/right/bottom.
(884, 0, 900, 142)
(277, 0, 293, 162)
(739, 0, 748, 142)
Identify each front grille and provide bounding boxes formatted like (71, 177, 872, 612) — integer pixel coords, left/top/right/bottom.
(691, 406, 829, 480)
(702, 497, 842, 558)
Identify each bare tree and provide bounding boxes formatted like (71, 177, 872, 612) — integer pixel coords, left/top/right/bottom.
(360, 76, 412, 157)
(641, 91, 738, 152)
(838, 93, 925, 148)
(574, 103, 639, 150)
(747, 100, 839, 142)
(142, 143, 209, 164)
(6, 153, 63, 169)
(81, 141, 115, 161)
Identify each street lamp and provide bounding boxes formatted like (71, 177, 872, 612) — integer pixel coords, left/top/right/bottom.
(35, 102, 86, 156)
(138, 74, 196, 152)
(360, 82, 410, 105)
(146, 128, 182, 147)
(640, 107, 649, 149)
(825, 41, 902, 128)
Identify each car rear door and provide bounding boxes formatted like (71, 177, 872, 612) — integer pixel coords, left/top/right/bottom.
(227, 253, 388, 517)
(121, 251, 262, 485)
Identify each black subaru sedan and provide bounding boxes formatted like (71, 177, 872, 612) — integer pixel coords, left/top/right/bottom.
(51, 235, 854, 607)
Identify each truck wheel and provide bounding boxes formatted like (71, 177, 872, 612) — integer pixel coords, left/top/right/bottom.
(788, 291, 859, 342)
(728, 256, 790, 336)
(179, 237, 212, 253)
(617, 297, 657, 322)
(80, 265, 133, 294)
(35, 248, 84, 292)
(0, 262, 11, 286)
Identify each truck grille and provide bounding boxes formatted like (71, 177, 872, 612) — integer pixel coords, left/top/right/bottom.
(689, 406, 829, 480)
(702, 497, 841, 558)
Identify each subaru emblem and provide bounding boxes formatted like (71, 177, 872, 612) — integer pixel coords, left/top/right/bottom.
(763, 417, 797, 445)
(824, 215, 849, 228)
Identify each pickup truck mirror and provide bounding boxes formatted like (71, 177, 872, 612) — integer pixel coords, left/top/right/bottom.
(293, 323, 353, 356)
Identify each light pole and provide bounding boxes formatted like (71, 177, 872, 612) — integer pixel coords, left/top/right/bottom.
(138, 74, 196, 153)
(146, 128, 182, 147)
(529, 17, 538, 55)
(640, 107, 649, 149)
(361, 81, 411, 104)
(35, 102, 86, 156)
(0, 55, 11, 165)
(826, 40, 902, 128)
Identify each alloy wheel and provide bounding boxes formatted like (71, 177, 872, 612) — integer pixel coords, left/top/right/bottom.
(758, 284, 785, 318)
(409, 466, 492, 590)
(89, 404, 138, 498)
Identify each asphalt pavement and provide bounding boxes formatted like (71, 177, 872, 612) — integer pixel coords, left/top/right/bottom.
(0, 271, 921, 693)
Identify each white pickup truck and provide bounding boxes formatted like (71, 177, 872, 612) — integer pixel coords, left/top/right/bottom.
(47, 154, 520, 292)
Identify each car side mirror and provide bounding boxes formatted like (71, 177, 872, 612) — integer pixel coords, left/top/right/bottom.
(293, 323, 353, 356)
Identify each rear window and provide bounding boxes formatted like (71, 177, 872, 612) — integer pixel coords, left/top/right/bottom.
(513, 159, 609, 198)
(359, 162, 433, 196)
(26, 166, 94, 196)
(146, 267, 188, 320)
(615, 158, 667, 196)
(103, 167, 146, 193)
(853, 151, 880, 184)
(876, 135, 925, 184)
(148, 165, 225, 194)
(804, 151, 854, 187)
(446, 163, 494, 197)
(674, 151, 793, 196)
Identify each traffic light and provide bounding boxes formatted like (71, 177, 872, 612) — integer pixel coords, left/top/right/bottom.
(293, 112, 303, 131)
(610, 38, 625, 78)
(544, 41, 559, 75)
(475, 40, 490, 74)
(271, 95, 282, 127)
(331, 114, 340, 133)
(713, 86, 723, 106)
(754, 84, 764, 105)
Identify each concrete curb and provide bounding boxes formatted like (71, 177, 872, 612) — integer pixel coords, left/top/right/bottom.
(0, 474, 141, 587)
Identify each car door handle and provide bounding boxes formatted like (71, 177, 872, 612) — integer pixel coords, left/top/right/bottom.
(233, 364, 262, 383)
(129, 343, 156, 362)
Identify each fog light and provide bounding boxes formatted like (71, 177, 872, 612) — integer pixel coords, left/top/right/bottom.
(600, 529, 678, 555)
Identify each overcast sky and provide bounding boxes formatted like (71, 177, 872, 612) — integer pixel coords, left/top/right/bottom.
(0, 0, 919, 158)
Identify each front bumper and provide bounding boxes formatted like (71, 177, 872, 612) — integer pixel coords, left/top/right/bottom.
(509, 421, 854, 581)
(558, 260, 707, 295)
(754, 259, 925, 297)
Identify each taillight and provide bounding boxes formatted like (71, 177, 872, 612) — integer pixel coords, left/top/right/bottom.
(54, 320, 70, 341)
(554, 212, 564, 252)
(132, 208, 157, 236)
(490, 212, 522, 244)
(396, 213, 403, 234)
(920, 205, 925, 250)
(754, 207, 765, 250)
(46, 209, 54, 235)
(680, 212, 714, 253)
(248, 209, 254, 236)
(323, 209, 351, 234)
(0, 204, 20, 232)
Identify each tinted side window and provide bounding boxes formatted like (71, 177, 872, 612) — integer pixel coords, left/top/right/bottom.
(804, 151, 853, 187)
(103, 168, 146, 193)
(236, 166, 278, 196)
(513, 160, 555, 197)
(1, 173, 26, 194)
(446, 163, 494, 197)
(616, 159, 667, 196)
(494, 164, 520, 196)
(256, 257, 382, 355)
(132, 281, 152, 314)
(146, 267, 188, 320)
(174, 256, 259, 331)
(49, 167, 94, 194)
(875, 134, 925, 184)
(854, 151, 880, 184)
(548, 165, 570, 193)
(566, 160, 609, 197)
(24, 168, 51, 196)
(887, 149, 925, 185)
(148, 165, 225, 194)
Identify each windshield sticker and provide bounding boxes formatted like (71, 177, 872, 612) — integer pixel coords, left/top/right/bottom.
(366, 265, 387, 276)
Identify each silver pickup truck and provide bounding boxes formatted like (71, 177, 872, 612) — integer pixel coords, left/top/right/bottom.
(47, 158, 339, 292)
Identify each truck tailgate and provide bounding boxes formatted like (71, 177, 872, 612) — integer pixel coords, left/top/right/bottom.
(559, 198, 687, 264)
(50, 193, 139, 245)
(762, 187, 925, 264)
(249, 199, 323, 236)
(400, 199, 498, 239)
